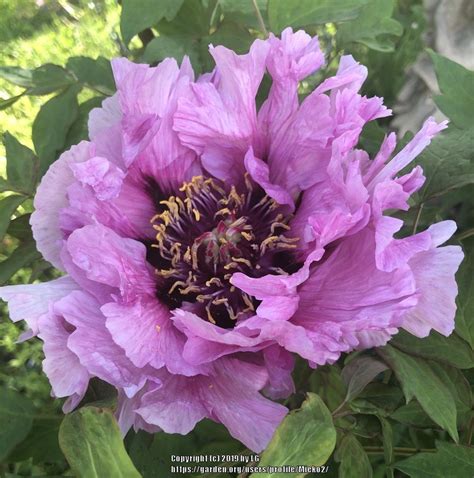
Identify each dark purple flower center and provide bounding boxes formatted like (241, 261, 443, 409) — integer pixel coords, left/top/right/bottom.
(147, 175, 299, 328)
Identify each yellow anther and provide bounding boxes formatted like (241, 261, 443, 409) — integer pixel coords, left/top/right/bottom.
(232, 256, 252, 267)
(205, 304, 216, 324)
(192, 208, 201, 221)
(214, 207, 231, 218)
(168, 281, 188, 294)
(206, 277, 223, 287)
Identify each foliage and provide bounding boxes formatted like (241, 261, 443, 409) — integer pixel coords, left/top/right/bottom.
(0, 1, 472, 477)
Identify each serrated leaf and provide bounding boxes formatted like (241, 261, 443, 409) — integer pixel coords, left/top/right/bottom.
(32, 85, 80, 174)
(378, 345, 459, 441)
(67, 56, 115, 95)
(268, 0, 369, 33)
(0, 388, 34, 461)
(455, 237, 474, 348)
(390, 330, 474, 369)
(335, 434, 372, 478)
(3, 133, 38, 194)
(341, 356, 388, 403)
(430, 51, 474, 129)
(253, 393, 336, 477)
(121, 0, 184, 45)
(59, 407, 140, 478)
(414, 127, 474, 201)
(0, 195, 26, 240)
(395, 441, 474, 478)
(337, 0, 403, 52)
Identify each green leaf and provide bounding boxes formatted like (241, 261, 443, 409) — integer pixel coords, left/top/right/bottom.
(0, 195, 25, 240)
(253, 393, 336, 477)
(351, 383, 403, 415)
(59, 407, 141, 478)
(8, 415, 64, 464)
(395, 441, 474, 478)
(337, 0, 403, 52)
(157, 0, 210, 39)
(65, 96, 105, 149)
(3, 133, 38, 194)
(0, 92, 25, 111)
(67, 56, 115, 95)
(391, 400, 437, 428)
(414, 127, 474, 201)
(268, 0, 369, 33)
(28, 64, 76, 95)
(0, 388, 34, 462)
(0, 241, 40, 285)
(378, 345, 459, 441)
(121, 0, 184, 45)
(431, 364, 472, 429)
(430, 51, 474, 129)
(455, 237, 474, 348)
(335, 434, 372, 478)
(143, 34, 197, 64)
(219, 0, 268, 29)
(379, 417, 393, 474)
(7, 214, 32, 241)
(390, 330, 474, 369)
(0, 66, 34, 87)
(341, 356, 388, 403)
(32, 85, 80, 174)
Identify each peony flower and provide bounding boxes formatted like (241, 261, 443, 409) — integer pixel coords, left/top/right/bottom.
(0, 28, 463, 452)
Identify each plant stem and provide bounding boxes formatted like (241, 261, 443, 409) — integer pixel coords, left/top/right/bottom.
(251, 0, 268, 37)
(364, 446, 436, 456)
(455, 227, 474, 241)
(412, 202, 424, 234)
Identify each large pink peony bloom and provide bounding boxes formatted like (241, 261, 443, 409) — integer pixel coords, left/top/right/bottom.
(0, 29, 463, 452)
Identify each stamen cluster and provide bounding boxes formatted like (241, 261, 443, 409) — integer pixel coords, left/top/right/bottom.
(149, 175, 298, 327)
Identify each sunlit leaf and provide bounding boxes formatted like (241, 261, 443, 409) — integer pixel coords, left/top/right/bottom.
(59, 407, 141, 478)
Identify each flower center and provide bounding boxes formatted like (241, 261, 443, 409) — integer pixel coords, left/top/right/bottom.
(147, 175, 299, 328)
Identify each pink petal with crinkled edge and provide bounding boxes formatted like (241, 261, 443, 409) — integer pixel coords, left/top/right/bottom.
(102, 298, 209, 376)
(56, 290, 147, 390)
(70, 156, 125, 201)
(30, 141, 92, 270)
(0, 276, 78, 339)
(290, 133, 370, 256)
(371, 168, 432, 272)
(401, 221, 463, 337)
(368, 117, 447, 188)
(170, 308, 267, 365)
(135, 357, 288, 452)
(65, 224, 155, 302)
(111, 57, 198, 192)
(37, 310, 89, 412)
(174, 39, 269, 183)
(258, 28, 324, 155)
(88, 94, 124, 168)
(244, 147, 294, 208)
(61, 165, 156, 240)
